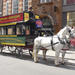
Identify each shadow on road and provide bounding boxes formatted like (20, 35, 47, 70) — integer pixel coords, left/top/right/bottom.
(38, 55, 75, 71)
(0, 52, 75, 70)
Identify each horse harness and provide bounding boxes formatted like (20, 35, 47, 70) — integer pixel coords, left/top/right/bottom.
(51, 36, 70, 51)
(39, 36, 68, 51)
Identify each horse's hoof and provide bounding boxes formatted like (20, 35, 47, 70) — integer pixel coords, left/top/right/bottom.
(61, 62, 65, 65)
(55, 63, 60, 67)
(43, 58, 47, 61)
(55, 64, 60, 67)
(34, 59, 39, 63)
(34, 60, 38, 63)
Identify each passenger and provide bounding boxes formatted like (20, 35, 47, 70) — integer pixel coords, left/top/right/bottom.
(28, 7, 35, 19)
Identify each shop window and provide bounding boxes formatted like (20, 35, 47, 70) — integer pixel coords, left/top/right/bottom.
(67, 0, 75, 5)
(8, 26, 15, 35)
(67, 12, 75, 26)
(12, 0, 18, 14)
(16, 25, 22, 35)
(63, 0, 75, 5)
(0, 27, 6, 35)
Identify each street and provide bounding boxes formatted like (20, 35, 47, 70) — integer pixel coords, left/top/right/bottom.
(0, 48, 75, 75)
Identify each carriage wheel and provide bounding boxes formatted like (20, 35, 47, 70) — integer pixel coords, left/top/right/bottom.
(29, 49, 33, 57)
(0, 47, 3, 53)
(16, 47, 23, 57)
(8, 46, 16, 54)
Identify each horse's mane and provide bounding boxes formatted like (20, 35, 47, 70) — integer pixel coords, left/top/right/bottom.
(57, 26, 67, 38)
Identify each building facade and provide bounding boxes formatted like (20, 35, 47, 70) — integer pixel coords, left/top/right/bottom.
(2, 0, 62, 32)
(32, 0, 62, 32)
(3, 0, 32, 16)
(0, 0, 3, 17)
(63, 0, 75, 27)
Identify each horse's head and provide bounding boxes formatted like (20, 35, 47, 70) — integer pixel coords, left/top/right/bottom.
(70, 27, 75, 38)
(57, 25, 72, 39)
(66, 25, 72, 34)
(64, 25, 73, 38)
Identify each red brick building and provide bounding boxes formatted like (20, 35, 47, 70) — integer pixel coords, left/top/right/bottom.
(32, 0, 62, 33)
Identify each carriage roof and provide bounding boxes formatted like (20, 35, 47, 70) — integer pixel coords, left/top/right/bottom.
(0, 12, 39, 27)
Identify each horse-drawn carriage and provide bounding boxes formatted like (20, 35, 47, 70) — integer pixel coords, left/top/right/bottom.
(0, 12, 53, 56)
(0, 12, 75, 66)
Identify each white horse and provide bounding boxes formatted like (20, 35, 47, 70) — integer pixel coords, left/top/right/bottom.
(33, 26, 72, 66)
(70, 28, 75, 38)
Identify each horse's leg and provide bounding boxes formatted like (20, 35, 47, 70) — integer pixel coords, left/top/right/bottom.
(55, 50, 60, 66)
(43, 50, 47, 60)
(61, 51, 66, 65)
(33, 46, 38, 63)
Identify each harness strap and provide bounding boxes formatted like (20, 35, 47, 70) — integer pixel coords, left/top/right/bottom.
(58, 36, 65, 44)
(51, 40, 55, 51)
(51, 40, 59, 51)
(39, 36, 59, 51)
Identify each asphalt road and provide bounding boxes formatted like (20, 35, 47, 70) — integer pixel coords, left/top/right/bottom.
(0, 48, 75, 75)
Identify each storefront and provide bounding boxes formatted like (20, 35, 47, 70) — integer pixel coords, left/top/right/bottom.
(62, 0, 75, 27)
(67, 12, 75, 26)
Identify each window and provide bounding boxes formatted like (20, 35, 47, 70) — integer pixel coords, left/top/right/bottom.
(63, 0, 75, 5)
(0, 8, 2, 16)
(0, 0, 2, 16)
(8, 26, 16, 35)
(67, 12, 75, 26)
(16, 25, 22, 35)
(0, 27, 6, 35)
(25, 26, 30, 35)
(42, 17, 52, 27)
(12, 0, 18, 14)
(63, 0, 67, 5)
(6, 0, 9, 15)
(23, 0, 28, 11)
(67, 0, 75, 4)
(22, 25, 26, 35)
(40, 0, 51, 3)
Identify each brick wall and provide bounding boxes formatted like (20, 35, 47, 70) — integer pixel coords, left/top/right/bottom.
(32, 0, 62, 33)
